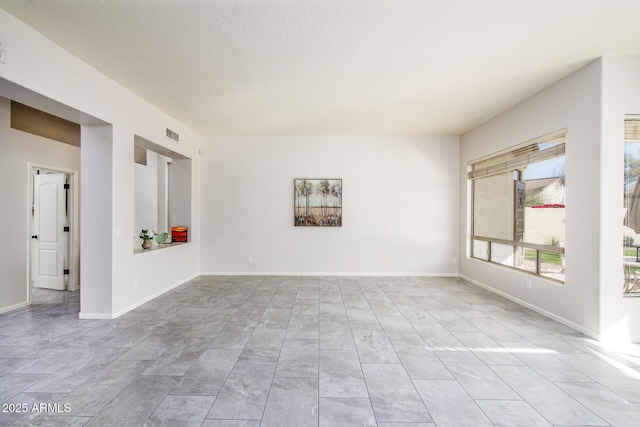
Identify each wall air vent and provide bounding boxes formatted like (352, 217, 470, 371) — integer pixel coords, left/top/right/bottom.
(166, 128, 179, 142)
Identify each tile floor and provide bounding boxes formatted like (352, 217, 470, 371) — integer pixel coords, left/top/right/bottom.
(1, 275, 640, 426)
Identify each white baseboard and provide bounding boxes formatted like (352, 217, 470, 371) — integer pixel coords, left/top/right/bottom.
(0, 300, 29, 315)
(459, 273, 599, 340)
(83, 272, 454, 318)
(78, 312, 114, 320)
(79, 273, 200, 320)
(200, 271, 458, 277)
(109, 273, 200, 319)
(12, 272, 621, 344)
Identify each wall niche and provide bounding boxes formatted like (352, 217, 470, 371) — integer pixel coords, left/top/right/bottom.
(133, 135, 191, 252)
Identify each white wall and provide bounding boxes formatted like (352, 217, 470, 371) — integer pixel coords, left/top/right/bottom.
(80, 124, 114, 316)
(200, 136, 459, 275)
(170, 158, 193, 236)
(460, 59, 603, 338)
(0, 9, 202, 318)
(134, 150, 160, 243)
(0, 97, 81, 313)
(601, 56, 640, 342)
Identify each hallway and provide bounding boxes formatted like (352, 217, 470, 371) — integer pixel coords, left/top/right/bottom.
(1, 276, 640, 426)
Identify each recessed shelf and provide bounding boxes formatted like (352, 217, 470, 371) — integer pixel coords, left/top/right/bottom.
(133, 242, 188, 255)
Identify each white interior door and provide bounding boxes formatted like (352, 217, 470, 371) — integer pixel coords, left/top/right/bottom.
(33, 173, 66, 290)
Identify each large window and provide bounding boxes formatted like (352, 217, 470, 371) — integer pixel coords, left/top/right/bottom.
(623, 116, 640, 294)
(470, 130, 566, 282)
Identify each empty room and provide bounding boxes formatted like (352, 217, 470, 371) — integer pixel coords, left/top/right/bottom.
(1, 1, 640, 426)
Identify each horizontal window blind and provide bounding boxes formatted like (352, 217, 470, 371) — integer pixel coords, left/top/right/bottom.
(625, 117, 640, 141)
(468, 131, 566, 180)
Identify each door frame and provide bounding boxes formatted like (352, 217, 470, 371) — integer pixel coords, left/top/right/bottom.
(28, 162, 80, 302)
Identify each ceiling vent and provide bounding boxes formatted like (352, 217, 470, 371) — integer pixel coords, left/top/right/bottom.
(166, 128, 179, 142)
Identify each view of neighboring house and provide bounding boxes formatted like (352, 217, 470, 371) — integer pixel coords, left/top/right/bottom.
(525, 177, 565, 207)
(524, 177, 565, 245)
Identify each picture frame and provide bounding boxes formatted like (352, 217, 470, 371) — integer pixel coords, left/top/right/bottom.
(294, 179, 342, 227)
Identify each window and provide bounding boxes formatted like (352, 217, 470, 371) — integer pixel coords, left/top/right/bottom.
(134, 135, 192, 252)
(469, 130, 566, 282)
(623, 116, 640, 294)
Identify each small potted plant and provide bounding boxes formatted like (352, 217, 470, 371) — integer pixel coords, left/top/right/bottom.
(139, 229, 155, 249)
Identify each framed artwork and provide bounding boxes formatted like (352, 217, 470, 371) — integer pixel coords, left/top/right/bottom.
(294, 179, 342, 226)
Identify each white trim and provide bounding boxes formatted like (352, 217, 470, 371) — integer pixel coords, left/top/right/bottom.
(0, 301, 29, 315)
(109, 273, 199, 319)
(75, 272, 453, 318)
(459, 273, 599, 340)
(200, 271, 458, 277)
(629, 335, 640, 343)
(27, 162, 80, 297)
(78, 312, 114, 320)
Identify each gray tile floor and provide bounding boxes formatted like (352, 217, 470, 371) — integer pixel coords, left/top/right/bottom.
(2, 276, 640, 426)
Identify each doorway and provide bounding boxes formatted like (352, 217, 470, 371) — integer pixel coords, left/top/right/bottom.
(29, 164, 79, 302)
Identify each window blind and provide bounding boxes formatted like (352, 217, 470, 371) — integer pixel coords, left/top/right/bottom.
(468, 130, 566, 180)
(625, 117, 640, 141)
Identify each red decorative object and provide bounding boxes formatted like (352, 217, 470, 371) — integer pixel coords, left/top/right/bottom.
(172, 226, 188, 242)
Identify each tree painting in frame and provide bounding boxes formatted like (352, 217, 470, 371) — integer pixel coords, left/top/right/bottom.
(294, 179, 342, 226)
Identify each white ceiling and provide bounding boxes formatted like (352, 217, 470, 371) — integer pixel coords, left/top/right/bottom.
(1, 0, 640, 136)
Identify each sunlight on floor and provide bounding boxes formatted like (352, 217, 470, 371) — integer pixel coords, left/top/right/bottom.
(424, 346, 558, 354)
(576, 336, 640, 378)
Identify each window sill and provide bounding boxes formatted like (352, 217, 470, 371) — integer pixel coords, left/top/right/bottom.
(133, 242, 188, 255)
(470, 255, 565, 284)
